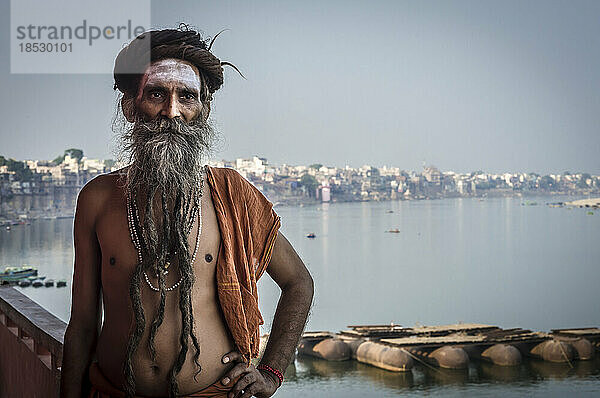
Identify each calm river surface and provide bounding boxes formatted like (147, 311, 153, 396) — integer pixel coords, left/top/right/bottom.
(1, 195, 599, 396)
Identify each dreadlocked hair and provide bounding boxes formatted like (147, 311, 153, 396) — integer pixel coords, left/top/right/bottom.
(124, 184, 203, 398)
(113, 24, 244, 99)
(146, 193, 170, 363)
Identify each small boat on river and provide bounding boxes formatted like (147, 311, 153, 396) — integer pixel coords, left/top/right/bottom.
(0, 266, 38, 283)
(18, 280, 31, 287)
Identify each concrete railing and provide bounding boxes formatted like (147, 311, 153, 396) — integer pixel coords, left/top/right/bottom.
(0, 286, 66, 398)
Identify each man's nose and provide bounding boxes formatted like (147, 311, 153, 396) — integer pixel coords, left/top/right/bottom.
(161, 94, 181, 119)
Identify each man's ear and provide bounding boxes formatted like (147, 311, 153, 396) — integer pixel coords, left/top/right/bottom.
(121, 95, 136, 123)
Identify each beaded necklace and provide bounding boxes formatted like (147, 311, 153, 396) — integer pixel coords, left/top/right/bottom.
(126, 169, 205, 292)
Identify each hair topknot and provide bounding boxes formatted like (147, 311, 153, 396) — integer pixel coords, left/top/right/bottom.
(113, 26, 224, 97)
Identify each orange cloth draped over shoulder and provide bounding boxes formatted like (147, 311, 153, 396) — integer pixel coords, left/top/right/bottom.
(205, 165, 281, 361)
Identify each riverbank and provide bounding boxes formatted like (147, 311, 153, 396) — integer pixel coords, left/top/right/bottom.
(2, 192, 592, 224)
(273, 190, 589, 208)
(565, 198, 600, 208)
(0, 214, 73, 227)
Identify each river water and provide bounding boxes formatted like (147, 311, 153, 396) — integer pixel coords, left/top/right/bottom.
(1, 196, 599, 396)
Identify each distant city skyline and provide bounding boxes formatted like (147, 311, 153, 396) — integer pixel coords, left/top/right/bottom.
(2, 151, 598, 177)
(1, 0, 600, 174)
(3, 151, 597, 221)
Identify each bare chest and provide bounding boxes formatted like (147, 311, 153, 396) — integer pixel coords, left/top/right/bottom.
(95, 188, 222, 308)
(93, 183, 235, 393)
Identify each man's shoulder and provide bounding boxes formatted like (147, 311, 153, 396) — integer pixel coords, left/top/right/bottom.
(77, 170, 125, 207)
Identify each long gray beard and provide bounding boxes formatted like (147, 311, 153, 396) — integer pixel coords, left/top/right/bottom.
(118, 115, 216, 271)
(117, 115, 214, 396)
(123, 116, 214, 198)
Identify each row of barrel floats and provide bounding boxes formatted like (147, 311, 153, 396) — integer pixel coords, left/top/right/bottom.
(294, 323, 600, 371)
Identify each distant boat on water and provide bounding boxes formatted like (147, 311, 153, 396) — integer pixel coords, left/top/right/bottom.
(386, 229, 400, 233)
(306, 233, 316, 239)
(0, 266, 38, 283)
(522, 201, 538, 206)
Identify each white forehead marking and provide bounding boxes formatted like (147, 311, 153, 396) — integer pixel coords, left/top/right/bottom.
(143, 58, 201, 89)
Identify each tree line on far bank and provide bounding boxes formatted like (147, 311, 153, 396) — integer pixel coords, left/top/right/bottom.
(1, 148, 84, 182)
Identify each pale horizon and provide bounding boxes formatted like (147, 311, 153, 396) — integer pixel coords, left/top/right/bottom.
(1, 0, 599, 174)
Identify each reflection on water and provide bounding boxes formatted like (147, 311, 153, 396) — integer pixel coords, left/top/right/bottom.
(259, 195, 600, 334)
(477, 361, 525, 383)
(1, 196, 600, 396)
(0, 217, 74, 321)
(526, 358, 600, 380)
(283, 355, 600, 397)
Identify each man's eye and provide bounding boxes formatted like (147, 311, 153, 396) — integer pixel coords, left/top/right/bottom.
(181, 93, 196, 100)
(149, 91, 163, 99)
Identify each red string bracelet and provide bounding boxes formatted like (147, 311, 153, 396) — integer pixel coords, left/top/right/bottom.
(257, 363, 283, 387)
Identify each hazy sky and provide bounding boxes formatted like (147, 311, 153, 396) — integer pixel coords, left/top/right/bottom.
(1, 0, 599, 174)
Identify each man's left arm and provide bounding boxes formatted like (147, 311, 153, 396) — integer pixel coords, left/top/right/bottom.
(222, 231, 314, 398)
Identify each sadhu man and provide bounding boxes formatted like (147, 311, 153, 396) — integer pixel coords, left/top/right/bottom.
(60, 27, 314, 398)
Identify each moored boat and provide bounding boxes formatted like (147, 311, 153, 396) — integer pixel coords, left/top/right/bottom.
(0, 266, 38, 283)
(18, 280, 31, 287)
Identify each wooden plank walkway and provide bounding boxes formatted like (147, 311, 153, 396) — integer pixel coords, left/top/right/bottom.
(381, 330, 548, 348)
(339, 323, 499, 339)
(301, 331, 336, 341)
(551, 328, 600, 339)
(410, 323, 499, 336)
(381, 334, 486, 347)
(338, 324, 549, 348)
(340, 324, 413, 338)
